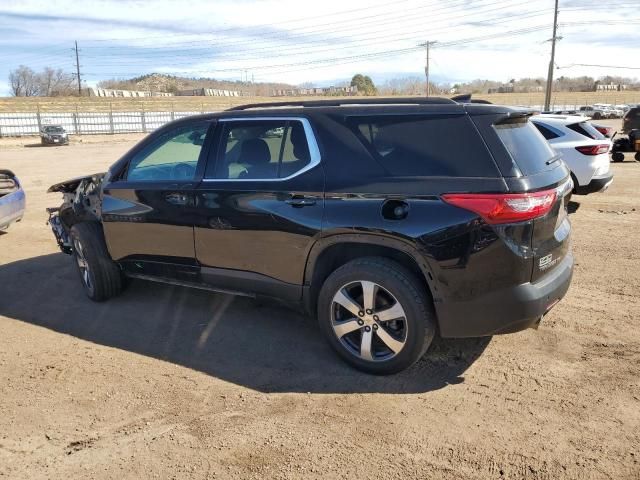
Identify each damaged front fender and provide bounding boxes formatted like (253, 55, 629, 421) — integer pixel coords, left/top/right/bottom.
(47, 172, 106, 254)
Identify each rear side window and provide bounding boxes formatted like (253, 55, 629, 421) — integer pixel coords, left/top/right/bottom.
(347, 115, 498, 177)
(209, 119, 312, 180)
(533, 122, 561, 140)
(494, 119, 557, 175)
(566, 122, 605, 140)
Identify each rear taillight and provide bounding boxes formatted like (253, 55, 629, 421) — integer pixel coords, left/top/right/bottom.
(594, 126, 613, 137)
(441, 189, 557, 225)
(575, 144, 609, 155)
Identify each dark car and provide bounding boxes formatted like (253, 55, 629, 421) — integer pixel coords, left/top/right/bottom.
(40, 125, 69, 145)
(46, 98, 574, 374)
(622, 107, 640, 134)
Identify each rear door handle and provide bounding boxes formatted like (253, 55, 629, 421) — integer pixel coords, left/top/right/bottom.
(285, 195, 317, 207)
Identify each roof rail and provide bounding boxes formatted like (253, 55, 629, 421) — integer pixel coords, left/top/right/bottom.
(226, 96, 456, 111)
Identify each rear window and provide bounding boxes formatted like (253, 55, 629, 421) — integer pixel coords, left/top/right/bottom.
(494, 119, 557, 175)
(626, 108, 640, 118)
(347, 115, 499, 177)
(566, 122, 605, 140)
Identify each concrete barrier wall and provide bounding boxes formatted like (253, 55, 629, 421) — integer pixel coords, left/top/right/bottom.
(0, 110, 207, 136)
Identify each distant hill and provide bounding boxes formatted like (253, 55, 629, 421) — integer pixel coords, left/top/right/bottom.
(97, 73, 295, 96)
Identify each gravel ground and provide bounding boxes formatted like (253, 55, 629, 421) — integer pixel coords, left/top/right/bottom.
(0, 132, 639, 480)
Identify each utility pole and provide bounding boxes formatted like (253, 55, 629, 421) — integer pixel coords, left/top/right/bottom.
(74, 41, 82, 96)
(419, 41, 437, 97)
(544, 0, 559, 111)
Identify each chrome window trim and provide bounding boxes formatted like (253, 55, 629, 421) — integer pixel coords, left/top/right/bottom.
(202, 116, 321, 182)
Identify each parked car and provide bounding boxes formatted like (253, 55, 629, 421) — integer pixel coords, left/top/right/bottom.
(593, 104, 623, 119)
(40, 125, 69, 145)
(0, 170, 26, 231)
(531, 115, 613, 194)
(622, 106, 640, 133)
(47, 98, 574, 374)
(577, 105, 609, 120)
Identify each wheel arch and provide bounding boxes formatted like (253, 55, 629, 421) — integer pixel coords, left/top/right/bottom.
(303, 234, 440, 318)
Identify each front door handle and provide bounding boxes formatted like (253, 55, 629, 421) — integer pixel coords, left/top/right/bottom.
(165, 192, 191, 206)
(285, 195, 317, 207)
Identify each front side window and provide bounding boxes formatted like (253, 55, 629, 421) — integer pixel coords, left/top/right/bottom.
(210, 120, 311, 180)
(127, 122, 209, 181)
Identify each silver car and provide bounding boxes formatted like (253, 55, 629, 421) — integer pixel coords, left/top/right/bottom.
(0, 170, 26, 231)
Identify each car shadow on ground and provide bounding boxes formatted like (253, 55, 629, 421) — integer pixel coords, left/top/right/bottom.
(23, 143, 67, 148)
(568, 201, 581, 214)
(0, 253, 490, 394)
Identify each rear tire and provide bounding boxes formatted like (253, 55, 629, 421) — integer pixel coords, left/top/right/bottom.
(69, 222, 123, 302)
(635, 152, 640, 162)
(611, 152, 625, 162)
(317, 257, 436, 375)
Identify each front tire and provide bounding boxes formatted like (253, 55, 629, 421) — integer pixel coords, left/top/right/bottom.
(318, 257, 436, 374)
(70, 222, 123, 301)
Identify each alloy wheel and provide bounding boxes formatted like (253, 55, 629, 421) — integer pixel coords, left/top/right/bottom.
(330, 280, 408, 362)
(73, 237, 92, 291)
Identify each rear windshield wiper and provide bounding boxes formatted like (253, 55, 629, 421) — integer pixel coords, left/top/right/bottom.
(546, 154, 562, 166)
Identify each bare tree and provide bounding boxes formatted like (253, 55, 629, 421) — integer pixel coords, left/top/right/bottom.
(37, 67, 75, 96)
(9, 65, 39, 96)
(9, 66, 76, 96)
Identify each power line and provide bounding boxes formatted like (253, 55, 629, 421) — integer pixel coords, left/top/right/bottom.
(560, 63, 640, 70)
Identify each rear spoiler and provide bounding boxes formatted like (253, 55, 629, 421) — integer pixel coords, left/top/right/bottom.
(451, 94, 493, 104)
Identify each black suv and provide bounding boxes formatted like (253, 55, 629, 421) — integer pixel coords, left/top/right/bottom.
(622, 106, 640, 134)
(47, 98, 574, 374)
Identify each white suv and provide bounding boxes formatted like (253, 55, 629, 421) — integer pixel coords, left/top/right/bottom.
(531, 115, 613, 194)
(577, 105, 609, 120)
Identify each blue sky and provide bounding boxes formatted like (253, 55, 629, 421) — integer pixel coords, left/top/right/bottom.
(0, 0, 637, 95)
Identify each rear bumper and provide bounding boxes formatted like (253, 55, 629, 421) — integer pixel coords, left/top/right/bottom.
(574, 173, 614, 195)
(436, 252, 574, 338)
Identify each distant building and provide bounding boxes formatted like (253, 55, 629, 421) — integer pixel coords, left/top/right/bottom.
(596, 83, 628, 92)
(272, 85, 357, 96)
(86, 88, 173, 97)
(176, 88, 241, 97)
(488, 85, 515, 94)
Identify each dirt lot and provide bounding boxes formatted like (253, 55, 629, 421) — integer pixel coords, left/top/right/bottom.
(0, 132, 639, 480)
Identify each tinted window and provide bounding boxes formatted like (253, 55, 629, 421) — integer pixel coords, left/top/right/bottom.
(626, 108, 640, 118)
(210, 120, 311, 179)
(127, 122, 208, 181)
(494, 119, 557, 175)
(566, 122, 605, 140)
(348, 115, 498, 177)
(533, 123, 560, 140)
